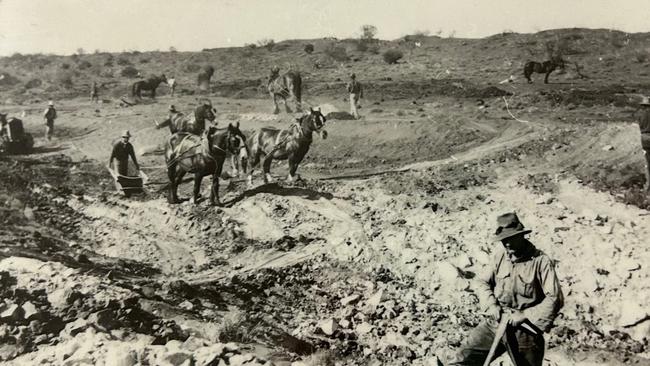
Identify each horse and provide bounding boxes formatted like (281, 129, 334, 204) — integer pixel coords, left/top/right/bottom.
(165, 122, 247, 206)
(132, 74, 168, 99)
(268, 69, 302, 114)
(523, 57, 565, 84)
(156, 102, 216, 135)
(245, 108, 326, 186)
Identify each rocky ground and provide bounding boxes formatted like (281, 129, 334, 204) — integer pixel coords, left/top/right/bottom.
(1, 60, 650, 365)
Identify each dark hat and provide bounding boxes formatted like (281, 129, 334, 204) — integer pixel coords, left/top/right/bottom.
(350, 73, 356, 79)
(494, 212, 532, 242)
(169, 104, 177, 112)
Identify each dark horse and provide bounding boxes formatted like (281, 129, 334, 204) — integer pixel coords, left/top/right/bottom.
(245, 108, 326, 186)
(268, 69, 302, 114)
(132, 74, 168, 99)
(165, 122, 247, 206)
(156, 102, 217, 135)
(523, 57, 565, 84)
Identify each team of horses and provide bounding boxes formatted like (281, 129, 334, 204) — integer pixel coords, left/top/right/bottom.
(153, 56, 567, 205)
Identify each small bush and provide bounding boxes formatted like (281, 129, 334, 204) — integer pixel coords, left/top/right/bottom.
(61, 63, 71, 70)
(304, 43, 314, 54)
(324, 44, 349, 62)
(185, 63, 201, 73)
(120, 66, 139, 78)
(0, 72, 21, 86)
(635, 50, 649, 63)
(24, 79, 43, 89)
(383, 49, 403, 64)
(356, 40, 369, 52)
(104, 59, 114, 67)
(116, 57, 131, 66)
(140, 58, 150, 64)
(57, 72, 74, 89)
(78, 60, 92, 70)
(245, 43, 257, 49)
(257, 39, 275, 51)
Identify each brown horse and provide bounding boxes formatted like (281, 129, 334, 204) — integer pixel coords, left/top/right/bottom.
(523, 57, 565, 84)
(156, 102, 217, 135)
(245, 108, 326, 186)
(132, 74, 168, 99)
(165, 123, 247, 205)
(268, 69, 302, 114)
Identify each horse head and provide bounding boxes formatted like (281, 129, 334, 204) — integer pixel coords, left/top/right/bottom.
(196, 101, 217, 123)
(303, 107, 327, 139)
(226, 121, 247, 154)
(160, 74, 169, 84)
(552, 57, 566, 70)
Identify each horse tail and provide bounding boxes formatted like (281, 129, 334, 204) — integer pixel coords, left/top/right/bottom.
(131, 82, 138, 97)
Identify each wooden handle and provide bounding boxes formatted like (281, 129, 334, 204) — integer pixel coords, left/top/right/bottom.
(483, 316, 509, 366)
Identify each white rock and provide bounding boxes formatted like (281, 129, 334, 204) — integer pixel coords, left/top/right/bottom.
(104, 346, 137, 366)
(436, 261, 459, 283)
(355, 322, 373, 335)
(340, 294, 361, 306)
(339, 319, 351, 329)
(367, 289, 386, 308)
(178, 300, 194, 311)
(602, 145, 614, 151)
(379, 331, 413, 350)
(319, 318, 338, 336)
(21, 301, 38, 319)
(619, 301, 648, 327)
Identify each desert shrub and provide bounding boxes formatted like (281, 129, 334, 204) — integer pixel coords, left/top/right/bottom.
(120, 66, 139, 78)
(304, 43, 314, 54)
(24, 79, 43, 89)
(57, 72, 74, 89)
(104, 59, 114, 67)
(245, 43, 257, 49)
(116, 57, 131, 66)
(216, 310, 261, 343)
(185, 63, 201, 73)
(0, 72, 21, 86)
(78, 60, 92, 70)
(635, 49, 649, 63)
(139, 58, 150, 64)
(324, 44, 349, 62)
(61, 63, 71, 70)
(356, 40, 369, 52)
(257, 39, 275, 51)
(361, 25, 377, 41)
(383, 49, 403, 64)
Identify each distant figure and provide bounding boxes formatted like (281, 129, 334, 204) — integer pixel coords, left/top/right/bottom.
(346, 73, 363, 119)
(90, 81, 99, 103)
(168, 76, 176, 97)
(267, 66, 302, 114)
(638, 96, 650, 191)
(43, 101, 57, 141)
(109, 130, 140, 177)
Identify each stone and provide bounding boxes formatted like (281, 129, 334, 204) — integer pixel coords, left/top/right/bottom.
(379, 331, 413, 350)
(619, 301, 648, 328)
(356, 322, 373, 335)
(21, 301, 39, 320)
(194, 344, 227, 365)
(602, 145, 614, 151)
(436, 261, 459, 283)
(367, 289, 386, 308)
(179, 300, 194, 311)
(339, 319, 351, 329)
(0, 303, 21, 320)
(104, 347, 138, 366)
(340, 294, 361, 306)
(163, 351, 193, 365)
(319, 318, 338, 336)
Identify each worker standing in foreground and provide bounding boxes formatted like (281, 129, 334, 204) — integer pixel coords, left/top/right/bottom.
(109, 130, 140, 177)
(637, 96, 650, 192)
(346, 73, 363, 119)
(445, 213, 563, 365)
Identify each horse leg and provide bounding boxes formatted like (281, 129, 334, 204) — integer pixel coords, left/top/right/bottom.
(173, 170, 186, 203)
(167, 164, 177, 203)
(262, 154, 274, 184)
(284, 95, 293, 113)
(151, 88, 157, 99)
(230, 154, 239, 177)
(192, 174, 204, 204)
(210, 162, 224, 206)
(247, 150, 260, 188)
(544, 71, 551, 84)
(271, 93, 280, 114)
(288, 151, 306, 182)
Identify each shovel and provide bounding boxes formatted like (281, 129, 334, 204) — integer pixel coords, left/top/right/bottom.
(483, 315, 509, 366)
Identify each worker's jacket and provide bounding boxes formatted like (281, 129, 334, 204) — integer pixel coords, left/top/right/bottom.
(43, 107, 57, 121)
(475, 244, 564, 332)
(638, 109, 650, 149)
(347, 80, 363, 96)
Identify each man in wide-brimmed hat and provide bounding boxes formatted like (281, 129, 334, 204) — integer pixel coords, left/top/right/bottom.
(638, 96, 650, 191)
(43, 101, 57, 141)
(446, 213, 563, 366)
(109, 130, 140, 177)
(346, 73, 363, 119)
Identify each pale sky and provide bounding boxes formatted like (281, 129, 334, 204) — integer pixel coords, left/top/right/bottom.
(0, 0, 648, 56)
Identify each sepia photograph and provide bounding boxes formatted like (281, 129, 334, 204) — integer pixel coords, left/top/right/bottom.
(0, 0, 649, 365)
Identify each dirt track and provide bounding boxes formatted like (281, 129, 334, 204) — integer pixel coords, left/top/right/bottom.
(1, 85, 650, 365)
